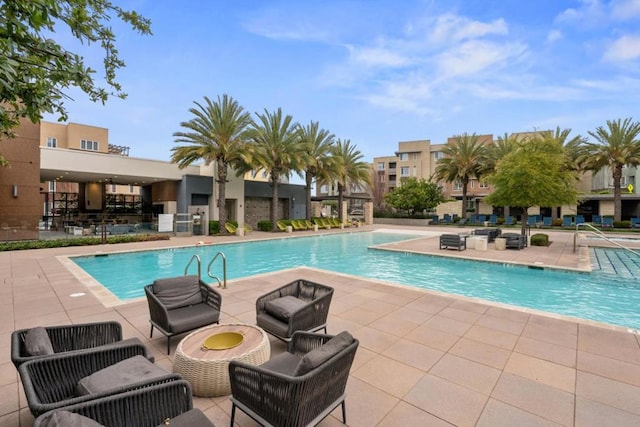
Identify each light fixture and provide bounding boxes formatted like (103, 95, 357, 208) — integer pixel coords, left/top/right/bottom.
(12, 185, 18, 198)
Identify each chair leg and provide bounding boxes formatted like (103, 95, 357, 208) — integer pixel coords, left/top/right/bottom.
(323, 326, 327, 334)
(230, 402, 236, 426)
(149, 324, 154, 338)
(341, 400, 346, 424)
(166, 336, 170, 355)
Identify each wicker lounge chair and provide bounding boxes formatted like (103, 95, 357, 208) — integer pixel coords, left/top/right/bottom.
(32, 380, 214, 427)
(11, 321, 127, 370)
(145, 275, 222, 354)
(19, 342, 181, 417)
(256, 279, 334, 342)
(229, 331, 359, 427)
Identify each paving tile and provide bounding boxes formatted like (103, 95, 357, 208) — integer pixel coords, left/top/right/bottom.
(344, 377, 400, 427)
(368, 314, 420, 337)
(430, 353, 501, 395)
(491, 373, 574, 426)
(438, 306, 483, 324)
(352, 354, 424, 398)
(476, 398, 563, 427)
(381, 338, 445, 371)
(485, 306, 530, 323)
(576, 371, 640, 415)
(504, 352, 575, 393)
(449, 299, 489, 315)
(0, 383, 18, 420)
(405, 324, 460, 352)
(449, 337, 511, 370)
(464, 324, 519, 350)
(575, 396, 640, 427)
(349, 325, 398, 353)
(377, 401, 454, 427)
(423, 314, 473, 336)
(521, 322, 577, 349)
(514, 336, 577, 368)
(338, 306, 384, 326)
(404, 374, 488, 427)
(577, 350, 640, 387)
(578, 324, 640, 365)
(475, 314, 527, 335)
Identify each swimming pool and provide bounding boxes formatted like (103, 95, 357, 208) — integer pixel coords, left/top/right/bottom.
(71, 231, 640, 330)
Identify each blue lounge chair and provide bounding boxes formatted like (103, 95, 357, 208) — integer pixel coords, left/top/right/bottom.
(542, 217, 552, 227)
(575, 215, 585, 225)
(504, 215, 514, 226)
(592, 215, 602, 225)
(527, 215, 538, 226)
(631, 217, 640, 229)
(602, 217, 614, 228)
(431, 215, 439, 224)
(477, 215, 486, 224)
(488, 215, 498, 226)
(562, 216, 573, 228)
(469, 214, 477, 225)
(442, 214, 452, 224)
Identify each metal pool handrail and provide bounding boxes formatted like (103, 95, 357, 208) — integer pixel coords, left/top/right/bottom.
(207, 252, 227, 289)
(574, 222, 640, 257)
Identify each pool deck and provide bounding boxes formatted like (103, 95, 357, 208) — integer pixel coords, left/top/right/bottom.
(2, 225, 640, 426)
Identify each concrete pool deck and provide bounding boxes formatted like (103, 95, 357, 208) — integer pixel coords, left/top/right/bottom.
(1, 225, 640, 426)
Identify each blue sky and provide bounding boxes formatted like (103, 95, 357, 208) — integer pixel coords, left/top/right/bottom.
(46, 0, 640, 168)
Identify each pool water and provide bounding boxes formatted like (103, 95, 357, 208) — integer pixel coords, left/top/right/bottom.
(71, 231, 640, 330)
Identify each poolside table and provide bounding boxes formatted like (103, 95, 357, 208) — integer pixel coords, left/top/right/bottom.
(173, 323, 270, 397)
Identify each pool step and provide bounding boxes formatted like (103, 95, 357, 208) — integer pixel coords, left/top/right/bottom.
(591, 248, 640, 279)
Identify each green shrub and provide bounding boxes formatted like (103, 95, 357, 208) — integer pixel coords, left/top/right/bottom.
(530, 233, 549, 246)
(552, 219, 563, 227)
(209, 220, 220, 235)
(614, 220, 629, 228)
(257, 220, 272, 232)
(0, 234, 170, 252)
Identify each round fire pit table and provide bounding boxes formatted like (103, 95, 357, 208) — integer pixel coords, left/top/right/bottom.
(173, 323, 270, 397)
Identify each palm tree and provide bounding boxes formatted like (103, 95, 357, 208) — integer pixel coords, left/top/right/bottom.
(482, 132, 519, 175)
(581, 118, 640, 221)
(536, 127, 586, 173)
(171, 94, 252, 234)
(296, 121, 336, 220)
(247, 108, 304, 231)
(331, 139, 371, 221)
(434, 133, 486, 219)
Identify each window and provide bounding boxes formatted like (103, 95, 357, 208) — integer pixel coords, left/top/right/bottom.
(434, 152, 443, 160)
(479, 180, 489, 189)
(453, 180, 462, 191)
(378, 175, 385, 183)
(320, 184, 329, 193)
(129, 185, 135, 193)
(81, 139, 99, 151)
(620, 176, 627, 186)
(46, 137, 57, 148)
(111, 184, 117, 192)
(411, 153, 418, 160)
(388, 162, 396, 169)
(377, 162, 385, 171)
(48, 181, 56, 192)
(398, 153, 408, 161)
(400, 166, 409, 176)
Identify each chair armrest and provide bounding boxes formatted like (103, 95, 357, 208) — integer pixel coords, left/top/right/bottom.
(285, 291, 333, 337)
(200, 282, 222, 311)
(144, 285, 171, 332)
(288, 331, 333, 356)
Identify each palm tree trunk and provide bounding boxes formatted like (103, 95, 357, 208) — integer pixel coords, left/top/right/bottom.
(461, 179, 468, 219)
(305, 172, 312, 221)
(613, 165, 622, 222)
(337, 183, 344, 221)
(270, 173, 279, 231)
(217, 158, 228, 234)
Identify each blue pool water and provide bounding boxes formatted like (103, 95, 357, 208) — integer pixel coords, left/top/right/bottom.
(71, 232, 640, 330)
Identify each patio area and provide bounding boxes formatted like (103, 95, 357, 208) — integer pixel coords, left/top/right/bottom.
(1, 225, 640, 426)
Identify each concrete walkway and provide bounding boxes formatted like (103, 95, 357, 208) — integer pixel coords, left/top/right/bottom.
(1, 225, 640, 426)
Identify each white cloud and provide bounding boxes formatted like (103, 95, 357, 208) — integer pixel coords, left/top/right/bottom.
(435, 40, 527, 78)
(604, 34, 640, 60)
(428, 13, 508, 44)
(555, 0, 608, 28)
(346, 44, 411, 68)
(547, 30, 563, 44)
(610, 0, 640, 20)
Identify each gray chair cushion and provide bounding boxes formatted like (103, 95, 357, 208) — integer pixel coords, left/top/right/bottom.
(167, 303, 220, 334)
(259, 352, 302, 376)
(265, 296, 306, 321)
(256, 313, 290, 338)
(38, 410, 104, 427)
(76, 355, 167, 396)
(24, 327, 54, 356)
(156, 408, 214, 427)
(293, 331, 354, 376)
(153, 275, 202, 309)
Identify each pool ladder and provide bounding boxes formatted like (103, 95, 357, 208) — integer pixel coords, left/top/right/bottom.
(184, 252, 227, 288)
